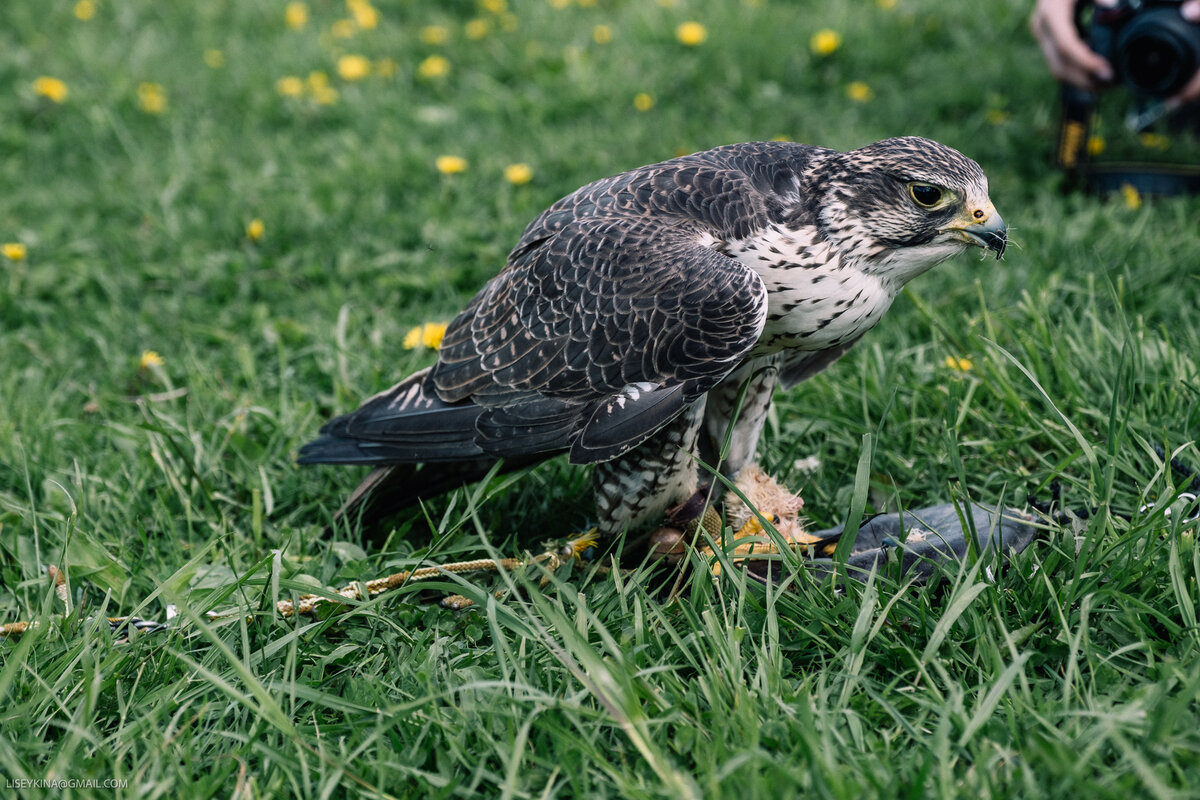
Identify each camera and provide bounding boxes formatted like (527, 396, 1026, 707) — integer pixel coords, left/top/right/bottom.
(1054, 2, 1200, 195)
(1088, 0, 1200, 97)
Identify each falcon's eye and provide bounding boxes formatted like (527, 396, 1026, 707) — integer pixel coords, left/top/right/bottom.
(908, 182, 943, 208)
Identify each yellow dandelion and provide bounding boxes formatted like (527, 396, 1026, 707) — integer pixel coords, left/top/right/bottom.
(944, 355, 973, 372)
(246, 219, 265, 242)
(337, 54, 371, 81)
(375, 58, 399, 78)
(276, 75, 304, 97)
(136, 82, 167, 114)
(1121, 183, 1142, 210)
(676, 21, 708, 46)
(633, 92, 655, 111)
(592, 24, 613, 45)
(140, 350, 165, 370)
(420, 25, 449, 45)
(436, 155, 468, 174)
(313, 86, 339, 105)
(465, 18, 492, 40)
(74, 0, 96, 21)
(1139, 132, 1170, 150)
(403, 322, 448, 350)
(421, 323, 447, 348)
(877, 0, 897, 9)
(548, 0, 571, 9)
(307, 71, 339, 104)
(348, 0, 379, 30)
(2, 243, 27, 261)
(418, 54, 451, 80)
(32, 76, 68, 103)
(504, 163, 533, 185)
(285, 1, 308, 30)
(330, 19, 357, 38)
(810, 28, 842, 56)
(204, 49, 224, 69)
(846, 81, 873, 102)
(480, 0, 507, 13)
(986, 108, 1011, 125)
(1087, 135, 1106, 156)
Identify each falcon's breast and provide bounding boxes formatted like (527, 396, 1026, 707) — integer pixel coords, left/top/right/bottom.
(720, 221, 894, 354)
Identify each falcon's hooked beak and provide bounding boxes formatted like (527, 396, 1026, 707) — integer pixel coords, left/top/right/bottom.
(946, 204, 1007, 260)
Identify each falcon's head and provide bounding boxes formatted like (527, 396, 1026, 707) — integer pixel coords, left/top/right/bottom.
(812, 136, 1006, 285)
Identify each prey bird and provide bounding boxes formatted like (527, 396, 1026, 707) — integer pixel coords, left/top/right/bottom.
(299, 137, 1006, 536)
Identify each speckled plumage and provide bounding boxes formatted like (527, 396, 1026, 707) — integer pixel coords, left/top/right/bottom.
(300, 137, 1006, 535)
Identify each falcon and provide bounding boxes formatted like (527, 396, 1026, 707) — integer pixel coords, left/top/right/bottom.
(299, 136, 1006, 537)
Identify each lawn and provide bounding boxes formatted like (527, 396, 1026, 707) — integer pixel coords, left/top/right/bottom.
(2, 0, 1199, 797)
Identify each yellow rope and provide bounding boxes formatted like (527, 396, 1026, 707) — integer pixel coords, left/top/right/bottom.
(1, 520, 839, 638)
(0, 620, 34, 638)
(276, 557, 531, 617)
(1, 531, 602, 638)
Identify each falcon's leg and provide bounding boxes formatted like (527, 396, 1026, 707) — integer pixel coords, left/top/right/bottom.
(702, 357, 779, 480)
(592, 397, 708, 537)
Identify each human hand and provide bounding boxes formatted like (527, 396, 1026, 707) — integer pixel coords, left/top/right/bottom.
(1172, 1, 1200, 107)
(1031, 0, 1115, 91)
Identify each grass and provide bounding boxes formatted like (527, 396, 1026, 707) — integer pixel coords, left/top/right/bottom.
(2, 0, 1200, 796)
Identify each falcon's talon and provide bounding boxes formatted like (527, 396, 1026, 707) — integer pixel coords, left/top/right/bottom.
(664, 487, 713, 526)
(300, 137, 1005, 544)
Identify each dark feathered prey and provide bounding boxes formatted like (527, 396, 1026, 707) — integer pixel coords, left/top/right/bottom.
(300, 137, 1006, 535)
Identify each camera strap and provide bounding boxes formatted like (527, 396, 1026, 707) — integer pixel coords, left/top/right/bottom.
(1057, 85, 1200, 196)
(1076, 162, 1200, 194)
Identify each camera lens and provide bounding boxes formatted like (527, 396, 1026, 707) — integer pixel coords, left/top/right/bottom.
(1125, 34, 1186, 94)
(1117, 9, 1200, 97)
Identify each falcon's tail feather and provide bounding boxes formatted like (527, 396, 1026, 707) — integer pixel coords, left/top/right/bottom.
(297, 368, 489, 465)
(300, 367, 570, 531)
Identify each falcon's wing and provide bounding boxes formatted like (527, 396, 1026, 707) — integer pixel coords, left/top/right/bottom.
(776, 339, 863, 388)
(302, 232, 768, 468)
(302, 151, 807, 468)
(436, 217, 767, 456)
